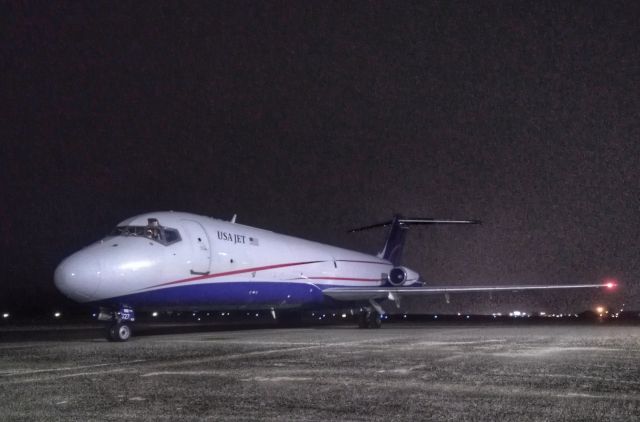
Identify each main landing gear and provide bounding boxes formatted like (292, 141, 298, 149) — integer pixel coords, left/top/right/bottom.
(357, 300, 386, 329)
(357, 308, 382, 329)
(99, 307, 135, 342)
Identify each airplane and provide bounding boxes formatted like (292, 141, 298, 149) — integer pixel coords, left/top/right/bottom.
(54, 211, 616, 341)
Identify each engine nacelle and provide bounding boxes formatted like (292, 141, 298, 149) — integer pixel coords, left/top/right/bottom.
(387, 266, 420, 286)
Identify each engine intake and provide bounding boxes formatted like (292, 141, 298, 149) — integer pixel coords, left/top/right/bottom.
(388, 267, 407, 286)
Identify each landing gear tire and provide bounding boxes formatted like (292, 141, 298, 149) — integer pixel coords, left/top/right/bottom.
(369, 312, 382, 329)
(357, 309, 382, 329)
(107, 322, 133, 342)
(358, 311, 369, 328)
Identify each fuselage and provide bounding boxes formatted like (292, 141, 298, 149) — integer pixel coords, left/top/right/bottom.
(54, 211, 404, 311)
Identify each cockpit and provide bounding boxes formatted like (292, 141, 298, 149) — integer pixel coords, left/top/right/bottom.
(110, 218, 182, 246)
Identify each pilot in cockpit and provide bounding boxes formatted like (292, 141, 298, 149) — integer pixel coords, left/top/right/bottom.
(146, 218, 161, 241)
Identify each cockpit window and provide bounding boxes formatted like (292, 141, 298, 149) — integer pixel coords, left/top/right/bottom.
(164, 228, 180, 244)
(110, 221, 182, 246)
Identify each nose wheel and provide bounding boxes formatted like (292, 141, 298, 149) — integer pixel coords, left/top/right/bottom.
(102, 306, 136, 342)
(107, 322, 133, 342)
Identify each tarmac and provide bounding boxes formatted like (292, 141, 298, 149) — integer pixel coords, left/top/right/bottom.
(1, 322, 639, 421)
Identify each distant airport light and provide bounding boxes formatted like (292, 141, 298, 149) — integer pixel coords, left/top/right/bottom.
(596, 306, 605, 314)
(539, 312, 546, 316)
(434, 315, 438, 319)
(2, 313, 9, 319)
(341, 313, 347, 318)
(53, 312, 62, 318)
(152, 312, 158, 317)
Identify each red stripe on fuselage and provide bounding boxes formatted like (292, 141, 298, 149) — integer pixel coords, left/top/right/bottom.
(143, 259, 391, 290)
(144, 260, 324, 290)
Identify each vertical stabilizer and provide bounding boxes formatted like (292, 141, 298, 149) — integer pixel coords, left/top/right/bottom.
(379, 214, 408, 265)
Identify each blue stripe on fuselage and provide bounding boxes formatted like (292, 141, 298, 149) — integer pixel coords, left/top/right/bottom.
(94, 281, 343, 310)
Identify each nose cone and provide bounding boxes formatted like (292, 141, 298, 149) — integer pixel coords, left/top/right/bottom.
(54, 250, 102, 303)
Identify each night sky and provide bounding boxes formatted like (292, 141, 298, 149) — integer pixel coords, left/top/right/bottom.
(2, 1, 638, 314)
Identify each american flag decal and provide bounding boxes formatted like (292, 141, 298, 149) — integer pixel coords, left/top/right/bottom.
(249, 237, 259, 246)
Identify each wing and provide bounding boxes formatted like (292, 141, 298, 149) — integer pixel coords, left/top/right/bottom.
(323, 283, 616, 301)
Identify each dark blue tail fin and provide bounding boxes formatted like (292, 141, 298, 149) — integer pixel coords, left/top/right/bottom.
(380, 214, 408, 265)
(349, 215, 480, 266)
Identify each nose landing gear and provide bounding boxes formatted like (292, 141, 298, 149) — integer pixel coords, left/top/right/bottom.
(108, 322, 133, 342)
(99, 306, 135, 342)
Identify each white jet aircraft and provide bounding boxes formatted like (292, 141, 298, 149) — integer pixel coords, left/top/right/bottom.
(54, 211, 615, 341)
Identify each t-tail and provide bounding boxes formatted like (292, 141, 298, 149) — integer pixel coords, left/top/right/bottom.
(349, 214, 481, 266)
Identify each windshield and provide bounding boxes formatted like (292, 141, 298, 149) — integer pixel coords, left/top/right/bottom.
(110, 224, 182, 246)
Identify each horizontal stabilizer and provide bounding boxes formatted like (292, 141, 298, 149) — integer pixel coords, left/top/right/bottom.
(323, 283, 615, 302)
(348, 218, 480, 233)
(350, 215, 480, 266)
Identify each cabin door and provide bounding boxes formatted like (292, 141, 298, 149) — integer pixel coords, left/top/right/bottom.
(181, 220, 211, 275)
